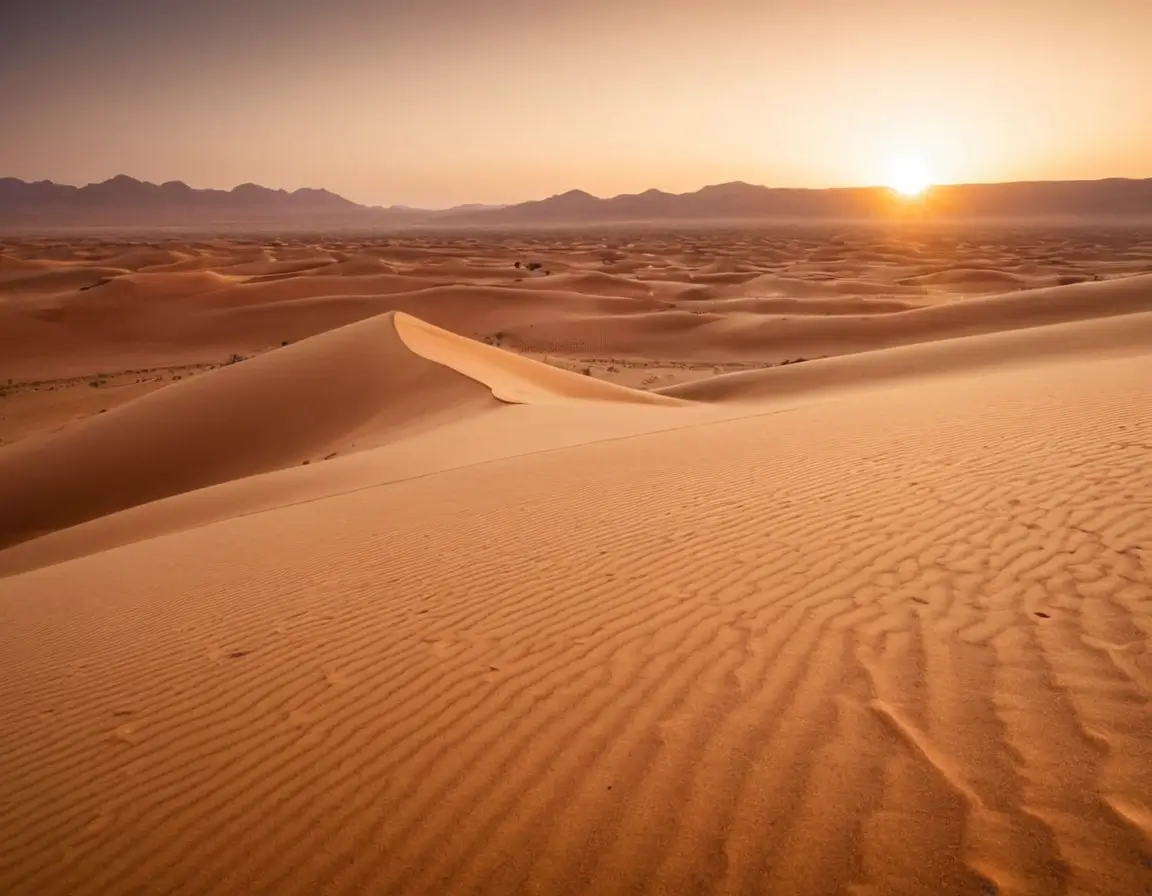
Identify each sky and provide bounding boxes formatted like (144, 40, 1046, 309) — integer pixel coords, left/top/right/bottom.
(1, 0, 1150, 208)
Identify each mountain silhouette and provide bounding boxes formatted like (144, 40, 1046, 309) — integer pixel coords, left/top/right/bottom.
(0, 175, 376, 227)
(1, 175, 1149, 228)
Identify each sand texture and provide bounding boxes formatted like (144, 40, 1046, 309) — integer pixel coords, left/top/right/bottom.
(1, 225, 1151, 895)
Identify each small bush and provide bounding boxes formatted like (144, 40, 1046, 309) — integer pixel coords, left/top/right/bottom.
(226, 353, 247, 365)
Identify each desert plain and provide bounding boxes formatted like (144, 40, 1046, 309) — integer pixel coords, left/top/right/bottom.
(1, 223, 1151, 895)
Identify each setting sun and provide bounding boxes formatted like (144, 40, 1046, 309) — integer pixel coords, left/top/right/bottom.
(886, 153, 932, 197)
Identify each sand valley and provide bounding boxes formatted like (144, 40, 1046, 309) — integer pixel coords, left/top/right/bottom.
(1, 223, 1151, 895)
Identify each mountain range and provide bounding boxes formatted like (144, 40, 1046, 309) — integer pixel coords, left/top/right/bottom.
(2, 174, 1150, 229)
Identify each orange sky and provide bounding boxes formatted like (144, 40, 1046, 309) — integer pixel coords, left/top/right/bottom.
(1, 0, 1149, 208)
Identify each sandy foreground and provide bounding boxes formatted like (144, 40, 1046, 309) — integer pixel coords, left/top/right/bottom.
(1, 226, 1150, 895)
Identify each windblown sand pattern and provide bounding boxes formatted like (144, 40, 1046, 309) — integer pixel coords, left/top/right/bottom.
(1, 225, 1150, 895)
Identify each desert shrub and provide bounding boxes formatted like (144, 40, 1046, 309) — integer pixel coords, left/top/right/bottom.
(226, 353, 247, 365)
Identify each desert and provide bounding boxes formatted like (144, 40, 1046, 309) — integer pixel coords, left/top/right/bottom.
(0, 219, 1150, 895)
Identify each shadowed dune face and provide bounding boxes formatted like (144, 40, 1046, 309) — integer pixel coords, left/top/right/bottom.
(0, 312, 501, 549)
(1, 225, 1152, 896)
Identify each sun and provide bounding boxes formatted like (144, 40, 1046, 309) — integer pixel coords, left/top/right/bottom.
(886, 153, 932, 198)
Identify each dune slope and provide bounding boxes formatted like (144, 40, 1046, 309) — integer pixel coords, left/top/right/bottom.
(503, 272, 1152, 362)
(658, 310, 1152, 402)
(0, 310, 682, 550)
(394, 311, 681, 405)
(0, 312, 502, 548)
(1, 334, 1150, 896)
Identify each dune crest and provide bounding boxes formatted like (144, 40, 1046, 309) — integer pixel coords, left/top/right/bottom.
(394, 311, 682, 405)
(658, 310, 1152, 402)
(0, 312, 501, 548)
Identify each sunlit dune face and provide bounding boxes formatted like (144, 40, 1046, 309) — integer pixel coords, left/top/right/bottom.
(886, 154, 932, 198)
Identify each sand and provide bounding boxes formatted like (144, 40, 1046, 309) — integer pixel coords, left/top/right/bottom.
(1, 224, 1151, 895)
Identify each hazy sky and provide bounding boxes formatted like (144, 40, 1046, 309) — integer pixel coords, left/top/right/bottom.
(2, 0, 1149, 207)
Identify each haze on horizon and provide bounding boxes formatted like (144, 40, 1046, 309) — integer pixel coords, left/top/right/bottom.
(1, 0, 1149, 209)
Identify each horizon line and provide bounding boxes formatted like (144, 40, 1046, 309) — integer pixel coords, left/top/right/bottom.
(5, 172, 1152, 212)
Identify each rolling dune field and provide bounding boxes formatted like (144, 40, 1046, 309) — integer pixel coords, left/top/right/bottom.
(1, 224, 1151, 895)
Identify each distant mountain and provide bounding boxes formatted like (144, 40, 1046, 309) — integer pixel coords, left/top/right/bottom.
(0, 175, 398, 228)
(447, 178, 1152, 224)
(1, 175, 1149, 229)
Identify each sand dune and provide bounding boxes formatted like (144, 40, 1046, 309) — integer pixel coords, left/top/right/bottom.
(499, 272, 1152, 362)
(80, 269, 240, 301)
(899, 267, 1030, 289)
(684, 295, 921, 315)
(531, 270, 665, 297)
(723, 272, 930, 298)
(314, 253, 399, 276)
(0, 313, 500, 548)
(0, 399, 726, 580)
(658, 310, 1152, 402)
(0, 307, 684, 551)
(394, 312, 681, 406)
(0, 265, 129, 295)
(97, 247, 197, 271)
(1, 226, 1151, 896)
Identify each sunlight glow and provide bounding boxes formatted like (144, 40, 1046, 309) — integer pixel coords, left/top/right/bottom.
(886, 153, 932, 197)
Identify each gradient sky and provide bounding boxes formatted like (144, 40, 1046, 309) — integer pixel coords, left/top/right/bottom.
(1, 0, 1150, 207)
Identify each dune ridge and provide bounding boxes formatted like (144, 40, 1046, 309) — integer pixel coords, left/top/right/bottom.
(658, 310, 1152, 402)
(0, 309, 685, 552)
(394, 311, 682, 406)
(0, 312, 501, 548)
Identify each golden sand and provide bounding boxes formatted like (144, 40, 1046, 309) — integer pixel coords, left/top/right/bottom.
(1, 227, 1150, 895)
